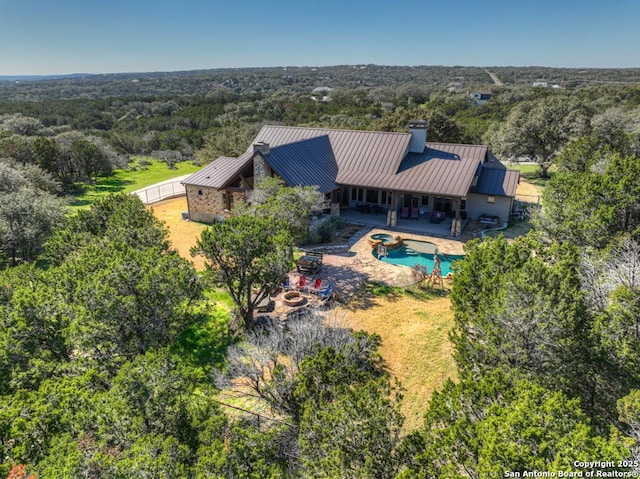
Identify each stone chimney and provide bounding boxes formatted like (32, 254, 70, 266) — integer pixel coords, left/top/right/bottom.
(408, 120, 427, 153)
(252, 141, 270, 156)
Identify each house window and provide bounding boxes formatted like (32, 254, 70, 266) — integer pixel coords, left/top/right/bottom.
(460, 199, 467, 210)
(351, 188, 357, 202)
(357, 188, 363, 202)
(434, 197, 452, 213)
(487, 196, 495, 204)
(421, 195, 429, 206)
(366, 189, 378, 204)
(198, 189, 203, 196)
(381, 191, 392, 205)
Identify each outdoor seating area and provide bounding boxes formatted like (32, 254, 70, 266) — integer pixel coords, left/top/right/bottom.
(261, 261, 336, 320)
(356, 203, 388, 215)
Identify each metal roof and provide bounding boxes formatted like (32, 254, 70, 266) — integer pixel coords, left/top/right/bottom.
(183, 124, 518, 199)
(264, 136, 338, 194)
(252, 125, 411, 180)
(471, 167, 520, 197)
(181, 151, 253, 188)
(339, 142, 487, 197)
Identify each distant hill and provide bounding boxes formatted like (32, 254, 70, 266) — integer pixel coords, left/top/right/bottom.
(0, 65, 639, 102)
(0, 73, 94, 82)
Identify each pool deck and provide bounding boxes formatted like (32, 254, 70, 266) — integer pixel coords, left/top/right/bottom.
(307, 227, 465, 300)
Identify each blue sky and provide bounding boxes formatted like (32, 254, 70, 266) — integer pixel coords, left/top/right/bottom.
(1, 0, 638, 75)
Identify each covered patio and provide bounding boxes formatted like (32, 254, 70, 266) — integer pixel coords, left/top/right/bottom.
(339, 207, 466, 237)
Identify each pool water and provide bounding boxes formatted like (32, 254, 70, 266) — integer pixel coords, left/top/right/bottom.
(373, 239, 463, 276)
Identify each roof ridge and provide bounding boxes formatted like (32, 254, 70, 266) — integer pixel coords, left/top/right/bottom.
(262, 124, 411, 137)
(267, 134, 330, 152)
(426, 141, 488, 149)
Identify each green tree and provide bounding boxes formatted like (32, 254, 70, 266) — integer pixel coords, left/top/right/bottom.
(487, 96, 590, 177)
(539, 152, 640, 248)
(193, 214, 293, 329)
(70, 138, 112, 180)
(296, 349, 403, 479)
(245, 177, 327, 242)
(57, 242, 200, 367)
(0, 161, 66, 265)
(45, 193, 169, 264)
(403, 371, 629, 479)
(618, 390, 640, 465)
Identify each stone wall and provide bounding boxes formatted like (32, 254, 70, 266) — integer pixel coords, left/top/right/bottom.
(186, 185, 226, 223)
(185, 185, 247, 223)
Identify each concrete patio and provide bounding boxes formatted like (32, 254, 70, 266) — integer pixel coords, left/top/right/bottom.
(339, 208, 466, 238)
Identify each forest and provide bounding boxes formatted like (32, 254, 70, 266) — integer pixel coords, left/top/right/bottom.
(1, 65, 640, 478)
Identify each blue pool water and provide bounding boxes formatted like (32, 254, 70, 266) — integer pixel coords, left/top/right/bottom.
(373, 239, 464, 276)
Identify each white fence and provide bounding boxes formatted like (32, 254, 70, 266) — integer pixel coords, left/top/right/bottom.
(132, 181, 186, 205)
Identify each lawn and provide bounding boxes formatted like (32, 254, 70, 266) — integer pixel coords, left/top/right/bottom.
(509, 162, 556, 188)
(69, 157, 201, 209)
(341, 283, 457, 432)
(149, 198, 458, 432)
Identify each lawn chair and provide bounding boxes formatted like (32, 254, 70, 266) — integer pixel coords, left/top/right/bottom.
(401, 207, 409, 219)
(317, 283, 333, 300)
(295, 275, 307, 291)
(411, 207, 419, 220)
(282, 276, 293, 291)
(308, 278, 323, 294)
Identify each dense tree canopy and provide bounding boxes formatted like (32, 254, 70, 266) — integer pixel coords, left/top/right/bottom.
(487, 95, 591, 177)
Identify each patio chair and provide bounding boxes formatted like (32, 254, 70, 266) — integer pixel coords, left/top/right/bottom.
(317, 283, 333, 300)
(411, 207, 419, 220)
(401, 207, 409, 219)
(282, 276, 293, 291)
(295, 275, 308, 291)
(308, 278, 323, 294)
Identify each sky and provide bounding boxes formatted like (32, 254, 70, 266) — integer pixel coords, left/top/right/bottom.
(0, 0, 639, 75)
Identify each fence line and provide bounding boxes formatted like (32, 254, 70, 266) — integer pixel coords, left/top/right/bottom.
(132, 180, 186, 205)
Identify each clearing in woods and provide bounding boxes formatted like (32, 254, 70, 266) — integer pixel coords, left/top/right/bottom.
(150, 197, 459, 433)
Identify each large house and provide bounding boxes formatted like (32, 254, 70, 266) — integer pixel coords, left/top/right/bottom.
(182, 121, 519, 236)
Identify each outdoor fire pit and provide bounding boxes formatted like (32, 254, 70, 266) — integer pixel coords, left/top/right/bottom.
(282, 290, 306, 307)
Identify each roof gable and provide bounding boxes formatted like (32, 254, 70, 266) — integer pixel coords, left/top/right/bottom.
(181, 150, 253, 188)
(264, 136, 338, 194)
(472, 167, 520, 197)
(253, 125, 411, 180)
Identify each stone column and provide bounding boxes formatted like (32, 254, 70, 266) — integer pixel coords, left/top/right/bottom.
(330, 203, 340, 217)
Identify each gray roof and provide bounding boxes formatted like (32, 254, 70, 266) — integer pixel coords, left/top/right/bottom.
(472, 167, 520, 197)
(265, 136, 338, 194)
(181, 151, 253, 188)
(252, 125, 411, 183)
(340, 142, 488, 197)
(183, 124, 518, 199)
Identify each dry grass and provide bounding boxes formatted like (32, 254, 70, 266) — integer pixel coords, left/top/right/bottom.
(516, 178, 542, 204)
(147, 196, 207, 270)
(340, 290, 457, 432)
(151, 196, 458, 432)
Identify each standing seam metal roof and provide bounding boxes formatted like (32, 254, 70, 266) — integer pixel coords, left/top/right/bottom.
(471, 167, 520, 197)
(264, 136, 338, 194)
(181, 151, 253, 188)
(182, 125, 518, 199)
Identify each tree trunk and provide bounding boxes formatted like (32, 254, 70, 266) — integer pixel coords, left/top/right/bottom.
(539, 162, 550, 179)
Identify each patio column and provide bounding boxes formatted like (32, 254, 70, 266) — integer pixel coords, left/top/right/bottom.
(451, 197, 462, 237)
(387, 192, 397, 227)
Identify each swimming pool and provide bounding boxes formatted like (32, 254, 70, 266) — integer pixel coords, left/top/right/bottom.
(373, 239, 464, 276)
